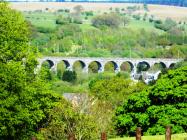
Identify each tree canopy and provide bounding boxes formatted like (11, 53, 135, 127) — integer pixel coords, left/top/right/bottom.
(0, 2, 60, 139)
(89, 76, 146, 106)
(91, 13, 122, 28)
(114, 66, 187, 136)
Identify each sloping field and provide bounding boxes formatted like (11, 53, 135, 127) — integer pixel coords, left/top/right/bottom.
(11, 2, 187, 21)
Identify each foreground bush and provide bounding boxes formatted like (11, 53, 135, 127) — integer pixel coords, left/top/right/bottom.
(114, 66, 187, 136)
(40, 98, 99, 140)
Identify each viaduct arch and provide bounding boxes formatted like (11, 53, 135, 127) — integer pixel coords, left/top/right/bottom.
(38, 57, 183, 73)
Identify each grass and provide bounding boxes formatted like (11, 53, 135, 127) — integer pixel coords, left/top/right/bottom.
(24, 12, 58, 29)
(110, 133, 187, 140)
(127, 19, 163, 33)
(23, 11, 164, 32)
(79, 24, 98, 31)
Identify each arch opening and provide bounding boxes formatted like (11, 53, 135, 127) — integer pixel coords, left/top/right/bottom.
(120, 61, 134, 72)
(57, 60, 70, 79)
(41, 60, 54, 69)
(73, 60, 86, 72)
(104, 61, 118, 73)
(150, 62, 166, 72)
(137, 61, 150, 73)
(169, 63, 175, 69)
(88, 61, 102, 73)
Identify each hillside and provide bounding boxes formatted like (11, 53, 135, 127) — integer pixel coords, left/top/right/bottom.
(11, 2, 187, 21)
(13, 2, 187, 59)
(7, 0, 187, 7)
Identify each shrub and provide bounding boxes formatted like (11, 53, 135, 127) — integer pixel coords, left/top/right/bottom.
(154, 19, 162, 24)
(64, 9, 70, 13)
(133, 14, 141, 20)
(40, 98, 99, 140)
(92, 13, 122, 28)
(36, 27, 54, 33)
(73, 17, 83, 24)
(154, 18, 177, 31)
(62, 70, 77, 82)
(149, 18, 154, 22)
(57, 9, 64, 13)
(56, 15, 71, 25)
(84, 11, 94, 16)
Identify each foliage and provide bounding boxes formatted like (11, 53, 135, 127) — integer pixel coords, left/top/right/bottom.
(0, 2, 29, 62)
(89, 76, 147, 106)
(0, 3, 60, 139)
(84, 11, 94, 16)
(26, 10, 187, 58)
(92, 13, 122, 28)
(36, 26, 55, 33)
(62, 70, 77, 82)
(133, 14, 141, 20)
(154, 18, 177, 31)
(39, 66, 54, 81)
(114, 66, 187, 136)
(40, 98, 99, 140)
(56, 23, 81, 38)
(56, 15, 71, 25)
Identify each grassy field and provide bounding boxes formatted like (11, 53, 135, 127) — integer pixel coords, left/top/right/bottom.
(24, 12, 57, 29)
(127, 19, 164, 33)
(11, 2, 187, 22)
(23, 11, 163, 32)
(20, 2, 187, 32)
(110, 133, 187, 140)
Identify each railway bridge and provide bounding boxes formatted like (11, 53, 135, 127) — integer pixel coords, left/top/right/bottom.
(38, 57, 182, 73)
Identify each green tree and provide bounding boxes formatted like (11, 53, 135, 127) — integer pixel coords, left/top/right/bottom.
(56, 15, 71, 25)
(58, 37, 73, 52)
(0, 2, 60, 139)
(114, 66, 187, 136)
(40, 98, 99, 140)
(89, 77, 146, 106)
(92, 13, 122, 28)
(154, 18, 177, 31)
(62, 70, 77, 82)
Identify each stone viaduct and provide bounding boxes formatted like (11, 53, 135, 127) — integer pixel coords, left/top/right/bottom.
(38, 57, 183, 73)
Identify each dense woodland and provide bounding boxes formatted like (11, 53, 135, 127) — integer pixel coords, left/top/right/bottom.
(0, 2, 186, 140)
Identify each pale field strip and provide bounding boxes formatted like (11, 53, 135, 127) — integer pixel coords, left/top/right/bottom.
(11, 2, 187, 21)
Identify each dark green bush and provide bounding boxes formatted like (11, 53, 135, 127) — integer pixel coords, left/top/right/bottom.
(62, 70, 77, 82)
(92, 13, 122, 28)
(36, 27, 54, 33)
(64, 9, 70, 13)
(84, 11, 94, 16)
(133, 14, 141, 20)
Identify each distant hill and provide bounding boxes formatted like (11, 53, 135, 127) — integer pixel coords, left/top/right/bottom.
(6, 0, 187, 7)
